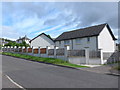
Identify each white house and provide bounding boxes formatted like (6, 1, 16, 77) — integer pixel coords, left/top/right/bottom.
(30, 33, 55, 48)
(0, 38, 9, 46)
(55, 23, 117, 53)
(16, 35, 30, 44)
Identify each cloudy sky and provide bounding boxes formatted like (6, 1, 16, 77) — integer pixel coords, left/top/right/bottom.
(1, 2, 118, 41)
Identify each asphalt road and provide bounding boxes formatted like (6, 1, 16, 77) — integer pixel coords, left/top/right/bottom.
(2, 55, 118, 88)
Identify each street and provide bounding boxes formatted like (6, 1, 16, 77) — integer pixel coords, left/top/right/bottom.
(2, 55, 118, 88)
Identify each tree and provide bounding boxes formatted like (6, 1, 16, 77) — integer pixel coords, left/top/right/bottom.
(4, 41, 30, 48)
(21, 41, 30, 48)
(47, 35, 52, 39)
(4, 41, 15, 46)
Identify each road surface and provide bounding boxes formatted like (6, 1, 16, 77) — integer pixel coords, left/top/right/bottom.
(2, 55, 118, 88)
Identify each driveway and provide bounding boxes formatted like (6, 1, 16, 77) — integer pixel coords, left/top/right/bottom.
(2, 55, 118, 88)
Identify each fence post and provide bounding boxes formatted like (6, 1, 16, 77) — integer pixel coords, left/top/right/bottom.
(9, 46, 11, 52)
(26, 47, 28, 54)
(1, 47, 3, 51)
(38, 46, 41, 57)
(11, 46, 12, 52)
(32, 46, 34, 55)
(6, 46, 7, 51)
(2, 47, 4, 51)
(4, 46, 6, 51)
(18, 46, 20, 53)
(7, 46, 8, 52)
(54, 46, 56, 58)
(84, 47, 89, 65)
(46, 46, 49, 57)
(22, 46, 23, 53)
(99, 49, 104, 64)
(14, 46, 16, 52)
(64, 46, 68, 61)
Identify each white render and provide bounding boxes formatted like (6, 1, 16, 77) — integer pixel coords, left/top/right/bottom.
(98, 26, 115, 52)
(30, 34, 55, 48)
(55, 36, 98, 51)
(16, 36, 30, 45)
(55, 25, 116, 52)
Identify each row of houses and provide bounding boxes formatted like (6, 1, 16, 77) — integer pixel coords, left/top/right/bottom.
(6, 23, 118, 65)
(16, 23, 117, 53)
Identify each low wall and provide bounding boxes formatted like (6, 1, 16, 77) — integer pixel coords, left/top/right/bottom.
(48, 55, 66, 61)
(68, 56, 86, 64)
(56, 56, 67, 61)
(68, 57, 102, 65)
(89, 58, 101, 65)
(3, 48, 105, 65)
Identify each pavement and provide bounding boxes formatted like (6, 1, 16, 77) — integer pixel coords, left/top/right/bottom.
(79, 64, 120, 76)
(2, 55, 119, 88)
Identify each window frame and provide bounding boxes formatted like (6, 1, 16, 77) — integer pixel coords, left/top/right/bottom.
(87, 37, 90, 42)
(64, 40, 70, 45)
(75, 38, 81, 44)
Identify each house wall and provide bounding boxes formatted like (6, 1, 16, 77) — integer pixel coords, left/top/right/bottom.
(16, 39, 30, 44)
(30, 34, 55, 48)
(16, 40, 22, 43)
(55, 36, 97, 51)
(25, 39, 30, 44)
(98, 26, 115, 52)
(72, 37, 97, 50)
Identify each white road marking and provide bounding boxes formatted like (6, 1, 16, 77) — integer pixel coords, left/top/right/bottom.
(5, 75, 26, 90)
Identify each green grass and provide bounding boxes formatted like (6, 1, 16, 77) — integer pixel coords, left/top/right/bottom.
(59, 63, 88, 68)
(1, 52, 88, 68)
(113, 66, 120, 70)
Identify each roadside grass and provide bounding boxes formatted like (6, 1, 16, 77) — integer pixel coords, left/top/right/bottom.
(113, 65, 120, 70)
(59, 63, 88, 68)
(1, 52, 88, 68)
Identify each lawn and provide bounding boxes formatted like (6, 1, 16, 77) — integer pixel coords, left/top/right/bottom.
(1, 52, 88, 68)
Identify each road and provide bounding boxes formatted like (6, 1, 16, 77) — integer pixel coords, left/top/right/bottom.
(2, 55, 118, 88)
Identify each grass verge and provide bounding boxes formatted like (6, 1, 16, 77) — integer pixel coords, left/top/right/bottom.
(1, 52, 88, 68)
(113, 66, 120, 70)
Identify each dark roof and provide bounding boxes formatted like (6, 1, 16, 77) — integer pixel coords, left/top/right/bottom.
(55, 23, 117, 41)
(30, 33, 54, 43)
(17, 36, 30, 41)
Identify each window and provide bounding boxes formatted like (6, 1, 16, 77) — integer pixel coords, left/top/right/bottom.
(87, 37, 90, 42)
(59, 41, 61, 45)
(75, 38, 81, 44)
(64, 40, 70, 45)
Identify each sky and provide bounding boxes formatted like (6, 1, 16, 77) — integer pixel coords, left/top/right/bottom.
(1, 2, 119, 42)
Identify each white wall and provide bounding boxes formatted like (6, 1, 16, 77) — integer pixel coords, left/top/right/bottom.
(98, 26, 115, 52)
(68, 57, 86, 64)
(89, 58, 101, 65)
(55, 36, 97, 51)
(25, 40, 30, 44)
(31, 34, 55, 48)
(72, 37, 97, 50)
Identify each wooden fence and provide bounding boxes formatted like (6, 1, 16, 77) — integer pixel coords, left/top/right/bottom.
(23, 48, 26, 53)
(19, 48, 22, 52)
(28, 48, 32, 53)
(34, 48, 38, 54)
(40, 48, 46, 54)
